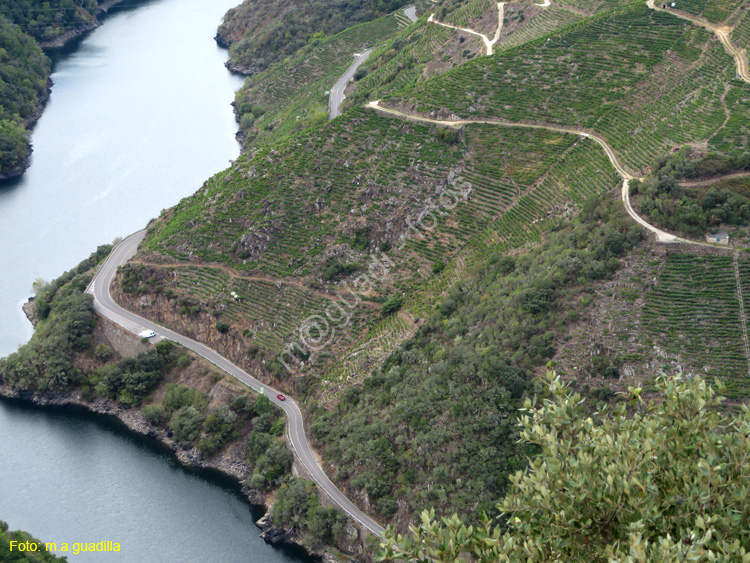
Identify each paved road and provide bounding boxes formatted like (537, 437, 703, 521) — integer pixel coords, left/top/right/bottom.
(86, 230, 386, 537)
(404, 6, 418, 22)
(329, 48, 374, 120)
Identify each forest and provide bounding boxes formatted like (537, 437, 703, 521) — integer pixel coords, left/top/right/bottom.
(0, 0, 99, 43)
(0, 15, 49, 175)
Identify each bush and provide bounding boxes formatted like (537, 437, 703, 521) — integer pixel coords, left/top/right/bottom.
(170, 406, 204, 443)
(381, 296, 402, 315)
(383, 375, 750, 561)
(94, 343, 114, 362)
(143, 404, 169, 424)
(163, 384, 207, 412)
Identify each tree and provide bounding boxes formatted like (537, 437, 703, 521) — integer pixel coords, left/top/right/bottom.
(170, 406, 204, 443)
(380, 374, 750, 562)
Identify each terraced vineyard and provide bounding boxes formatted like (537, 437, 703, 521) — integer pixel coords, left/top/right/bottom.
(324, 126, 620, 381)
(393, 4, 744, 172)
(237, 12, 410, 146)
(172, 267, 338, 352)
(496, 6, 583, 51)
(443, 0, 498, 33)
(350, 19, 475, 104)
(672, 0, 744, 23)
(641, 253, 750, 397)
(731, 6, 750, 50)
(145, 108, 463, 277)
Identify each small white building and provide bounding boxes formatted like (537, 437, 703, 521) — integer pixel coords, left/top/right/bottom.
(706, 231, 729, 245)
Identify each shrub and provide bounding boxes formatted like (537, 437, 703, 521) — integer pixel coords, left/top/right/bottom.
(381, 296, 402, 315)
(170, 406, 204, 443)
(143, 404, 169, 424)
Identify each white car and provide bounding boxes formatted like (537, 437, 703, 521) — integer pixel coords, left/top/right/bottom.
(138, 329, 156, 339)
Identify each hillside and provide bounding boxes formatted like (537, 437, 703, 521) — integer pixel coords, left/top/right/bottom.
(0, 0, 134, 180)
(4, 0, 750, 555)
(0, 16, 49, 179)
(0, 0, 111, 46)
(217, 0, 415, 74)
(101, 0, 750, 535)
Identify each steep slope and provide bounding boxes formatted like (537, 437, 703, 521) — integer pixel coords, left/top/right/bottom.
(0, 16, 49, 179)
(216, 0, 414, 74)
(388, 3, 746, 173)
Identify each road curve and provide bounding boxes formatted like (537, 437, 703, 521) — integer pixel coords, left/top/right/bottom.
(366, 101, 690, 244)
(404, 6, 418, 23)
(646, 0, 749, 83)
(329, 48, 374, 120)
(428, 2, 506, 56)
(86, 230, 386, 537)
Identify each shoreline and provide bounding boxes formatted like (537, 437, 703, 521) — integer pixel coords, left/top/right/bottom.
(0, 0, 140, 181)
(0, 81, 52, 181)
(6, 302, 342, 562)
(0, 379, 331, 561)
(38, 0, 133, 50)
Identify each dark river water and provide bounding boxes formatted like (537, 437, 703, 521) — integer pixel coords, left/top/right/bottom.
(0, 1, 311, 561)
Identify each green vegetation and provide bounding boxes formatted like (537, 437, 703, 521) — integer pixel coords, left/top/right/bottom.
(393, 4, 744, 171)
(0, 16, 50, 175)
(9, 0, 750, 555)
(313, 197, 643, 523)
(0, 0, 100, 43)
(234, 12, 409, 148)
(0, 520, 67, 562)
(271, 478, 350, 549)
(641, 253, 749, 395)
(381, 374, 750, 561)
(633, 147, 750, 236)
(94, 343, 179, 407)
(0, 246, 110, 390)
(673, 0, 743, 23)
(218, 0, 409, 74)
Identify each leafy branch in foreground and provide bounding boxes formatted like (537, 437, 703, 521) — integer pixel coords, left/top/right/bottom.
(379, 374, 750, 562)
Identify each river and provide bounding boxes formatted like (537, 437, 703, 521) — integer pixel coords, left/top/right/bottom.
(0, 0, 311, 560)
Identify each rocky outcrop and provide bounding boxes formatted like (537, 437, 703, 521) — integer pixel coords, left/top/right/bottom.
(256, 513, 301, 545)
(0, 155, 32, 181)
(22, 297, 38, 327)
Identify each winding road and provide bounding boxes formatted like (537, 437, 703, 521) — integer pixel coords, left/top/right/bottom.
(646, 0, 749, 83)
(367, 100, 684, 244)
(328, 7, 419, 120)
(329, 48, 375, 120)
(86, 231, 386, 537)
(428, 2, 505, 56)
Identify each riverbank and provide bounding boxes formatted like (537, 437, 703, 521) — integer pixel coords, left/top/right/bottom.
(0, 0, 141, 181)
(38, 0, 134, 49)
(0, 375, 339, 561)
(7, 306, 354, 562)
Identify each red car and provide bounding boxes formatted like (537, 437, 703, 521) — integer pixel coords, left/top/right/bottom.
(276, 394, 286, 401)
